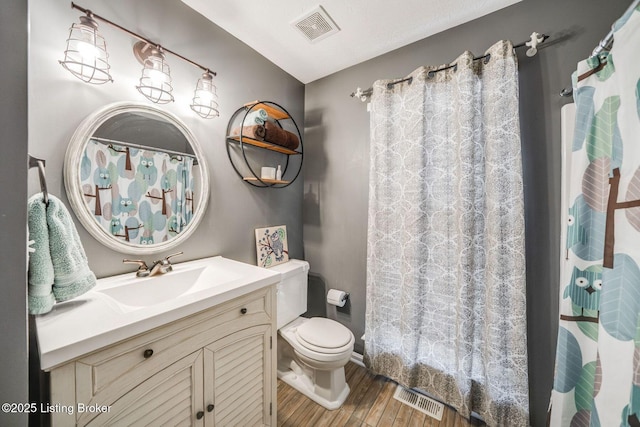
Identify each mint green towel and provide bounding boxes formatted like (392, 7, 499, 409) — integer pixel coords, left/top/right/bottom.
(243, 108, 270, 126)
(28, 193, 96, 315)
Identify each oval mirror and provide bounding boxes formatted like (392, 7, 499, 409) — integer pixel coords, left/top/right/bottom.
(64, 102, 210, 255)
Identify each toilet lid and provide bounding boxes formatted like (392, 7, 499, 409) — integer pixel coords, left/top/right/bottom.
(295, 317, 353, 350)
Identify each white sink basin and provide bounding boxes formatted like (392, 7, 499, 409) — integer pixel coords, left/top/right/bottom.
(35, 256, 281, 370)
(97, 264, 239, 308)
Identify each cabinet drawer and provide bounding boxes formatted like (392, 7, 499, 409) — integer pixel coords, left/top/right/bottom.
(75, 315, 212, 410)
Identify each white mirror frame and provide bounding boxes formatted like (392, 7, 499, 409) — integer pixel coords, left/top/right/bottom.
(64, 102, 210, 255)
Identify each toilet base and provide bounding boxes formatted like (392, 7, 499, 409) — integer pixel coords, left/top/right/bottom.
(277, 367, 350, 410)
(277, 317, 354, 410)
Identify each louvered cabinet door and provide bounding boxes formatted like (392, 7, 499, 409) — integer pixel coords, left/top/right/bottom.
(204, 325, 273, 426)
(85, 350, 204, 427)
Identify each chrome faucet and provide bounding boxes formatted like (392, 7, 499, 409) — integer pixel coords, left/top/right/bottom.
(123, 252, 183, 278)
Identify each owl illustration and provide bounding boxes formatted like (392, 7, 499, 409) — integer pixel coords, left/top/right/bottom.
(94, 167, 111, 188)
(119, 197, 135, 215)
(271, 231, 284, 261)
(110, 218, 122, 235)
(566, 203, 587, 251)
(565, 195, 606, 261)
(563, 265, 603, 314)
(137, 154, 157, 185)
(139, 235, 154, 245)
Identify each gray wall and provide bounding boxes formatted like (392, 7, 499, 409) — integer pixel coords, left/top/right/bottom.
(26, 0, 303, 421)
(28, 0, 304, 278)
(0, 1, 28, 425)
(302, 0, 630, 425)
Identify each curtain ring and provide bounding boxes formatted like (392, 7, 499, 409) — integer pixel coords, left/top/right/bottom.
(484, 54, 491, 64)
(427, 70, 435, 79)
(453, 64, 458, 72)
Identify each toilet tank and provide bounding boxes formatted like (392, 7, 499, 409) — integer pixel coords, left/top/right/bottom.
(269, 259, 309, 329)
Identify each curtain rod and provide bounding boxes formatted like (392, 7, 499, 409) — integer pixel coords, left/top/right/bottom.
(70, 2, 216, 76)
(350, 33, 549, 100)
(560, 0, 639, 97)
(592, 0, 639, 57)
(91, 137, 197, 160)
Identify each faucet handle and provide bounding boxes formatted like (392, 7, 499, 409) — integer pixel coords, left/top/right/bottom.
(151, 252, 183, 275)
(164, 252, 183, 263)
(123, 259, 149, 271)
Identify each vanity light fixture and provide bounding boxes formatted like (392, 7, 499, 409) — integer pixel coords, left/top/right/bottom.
(135, 44, 174, 104)
(59, 12, 113, 84)
(60, 3, 218, 117)
(190, 72, 219, 119)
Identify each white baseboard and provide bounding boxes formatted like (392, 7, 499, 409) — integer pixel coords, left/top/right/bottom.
(350, 351, 364, 367)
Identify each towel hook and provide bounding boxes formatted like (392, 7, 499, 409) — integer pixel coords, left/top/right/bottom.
(28, 155, 49, 206)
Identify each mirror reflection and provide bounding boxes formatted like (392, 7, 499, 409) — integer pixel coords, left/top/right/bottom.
(64, 103, 209, 255)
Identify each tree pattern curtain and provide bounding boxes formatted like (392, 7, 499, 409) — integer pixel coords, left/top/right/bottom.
(364, 40, 529, 426)
(80, 140, 195, 245)
(549, 5, 640, 427)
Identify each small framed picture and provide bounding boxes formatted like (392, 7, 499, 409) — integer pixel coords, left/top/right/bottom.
(255, 225, 289, 268)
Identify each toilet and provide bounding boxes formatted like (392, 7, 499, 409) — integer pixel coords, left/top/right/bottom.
(271, 260, 355, 410)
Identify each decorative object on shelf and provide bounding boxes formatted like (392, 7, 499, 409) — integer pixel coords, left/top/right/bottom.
(59, 12, 112, 84)
(59, 3, 218, 118)
(261, 167, 276, 180)
(226, 100, 303, 188)
(255, 225, 289, 268)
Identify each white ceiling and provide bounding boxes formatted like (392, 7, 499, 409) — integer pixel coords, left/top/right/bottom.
(182, 0, 521, 84)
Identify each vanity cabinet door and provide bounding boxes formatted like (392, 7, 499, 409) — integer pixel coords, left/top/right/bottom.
(203, 324, 273, 426)
(84, 349, 204, 426)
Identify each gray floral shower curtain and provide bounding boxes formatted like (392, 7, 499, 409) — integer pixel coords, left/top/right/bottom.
(364, 40, 529, 426)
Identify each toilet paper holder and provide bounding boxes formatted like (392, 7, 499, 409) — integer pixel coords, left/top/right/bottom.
(327, 289, 349, 307)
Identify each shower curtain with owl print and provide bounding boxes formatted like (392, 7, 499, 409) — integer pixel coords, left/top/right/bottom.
(365, 40, 528, 426)
(80, 140, 195, 245)
(549, 6, 640, 427)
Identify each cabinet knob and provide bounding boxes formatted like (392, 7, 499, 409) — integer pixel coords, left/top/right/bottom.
(207, 404, 215, 412)
(196, 411, 204, 420)
(143, 349, 154, 359)
(240, 308, 247, 314)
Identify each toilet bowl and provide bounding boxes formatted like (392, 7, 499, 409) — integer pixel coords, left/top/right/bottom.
(278, 317, 355, 409)
(270, 260, 355, 410)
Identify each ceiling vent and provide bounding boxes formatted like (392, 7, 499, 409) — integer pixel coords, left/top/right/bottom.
(291, 5, 340, 43)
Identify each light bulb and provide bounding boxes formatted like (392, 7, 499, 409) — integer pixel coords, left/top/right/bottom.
(190, 72, 218, 118)
(59, 14, 112, 84)
(136, 47, 174, 104)
(76, 40, 99, 60)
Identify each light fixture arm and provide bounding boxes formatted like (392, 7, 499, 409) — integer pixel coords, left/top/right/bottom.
(70, 2, 217, 76)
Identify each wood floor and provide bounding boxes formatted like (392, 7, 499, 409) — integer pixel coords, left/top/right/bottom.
(277, 362, 484, 427)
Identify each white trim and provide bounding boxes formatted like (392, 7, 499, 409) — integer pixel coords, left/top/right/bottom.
(350, 351, 364, 368)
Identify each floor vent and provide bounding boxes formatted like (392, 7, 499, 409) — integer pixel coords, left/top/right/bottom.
(393, 385, 444, 421)
(291, 5, 340, 43)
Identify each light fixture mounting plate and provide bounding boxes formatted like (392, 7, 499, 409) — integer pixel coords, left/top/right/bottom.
(133, 41, 154, 65)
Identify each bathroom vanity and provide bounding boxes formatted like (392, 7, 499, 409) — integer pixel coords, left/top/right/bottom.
(35, 256, 279, 426)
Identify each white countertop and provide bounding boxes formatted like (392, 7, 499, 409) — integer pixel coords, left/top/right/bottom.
(35, 256, 280, 370)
